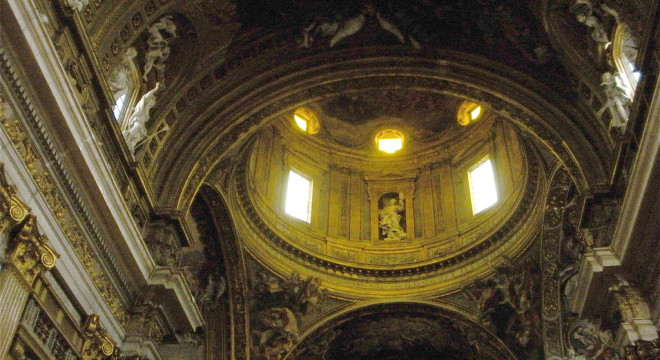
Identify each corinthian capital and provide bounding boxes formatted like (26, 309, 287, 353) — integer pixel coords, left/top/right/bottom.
(0, 163, 30, 234)
(9, 216, 58, 284)
(82, 314, 116, 360)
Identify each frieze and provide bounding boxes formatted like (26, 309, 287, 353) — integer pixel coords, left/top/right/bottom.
(0, 51, 130, 326)
(1, 29, 132, 293)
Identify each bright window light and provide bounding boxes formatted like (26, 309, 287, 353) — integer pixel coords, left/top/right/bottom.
(113, 94, 127, 120)
(285, 169, 312, 222)
(294, 114, 308, 132)
(378, 138, 403, 153)
(468, 158, 498, 215)
(470, 106, 482, 120)
(375, 129, 404, 154)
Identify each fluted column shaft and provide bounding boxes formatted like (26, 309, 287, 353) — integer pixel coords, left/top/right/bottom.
(0, 265, 31, 359)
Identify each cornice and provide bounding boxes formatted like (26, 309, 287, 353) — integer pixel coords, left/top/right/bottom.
(0, 41, 131, 325)
(147, 49, 610, 216)
(228, 141, 545, 298)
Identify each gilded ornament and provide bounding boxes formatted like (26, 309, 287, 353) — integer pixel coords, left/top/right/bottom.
(9, 216, 59, 284)
(0, 95, 129, 327)
(0, 164, 31, 233)
(82, 314, 116, 360)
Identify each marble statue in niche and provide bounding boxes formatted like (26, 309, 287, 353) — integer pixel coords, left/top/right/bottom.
(378, 192, 406, 241)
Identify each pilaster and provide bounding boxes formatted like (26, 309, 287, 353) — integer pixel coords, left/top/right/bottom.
(0, 216, 58, 359)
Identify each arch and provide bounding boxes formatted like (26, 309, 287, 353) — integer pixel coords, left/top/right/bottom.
(286, 301, 517, 360)
(191, 185, 249, 360)
(147, 49, 612, 213)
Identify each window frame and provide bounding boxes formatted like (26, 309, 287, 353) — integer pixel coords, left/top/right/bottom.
(111, 59, 141, 132)
(467, 155, 499, 215)
(284, 168, 313, 223)
(612, 24, 640, 99)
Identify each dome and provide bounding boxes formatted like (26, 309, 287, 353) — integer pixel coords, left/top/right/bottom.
(228, 90, 544, 298)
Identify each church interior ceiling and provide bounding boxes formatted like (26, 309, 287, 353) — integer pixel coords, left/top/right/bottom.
(0, 0, 659, 359)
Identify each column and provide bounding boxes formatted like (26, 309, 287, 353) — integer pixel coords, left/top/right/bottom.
(0, 216, 59, 359)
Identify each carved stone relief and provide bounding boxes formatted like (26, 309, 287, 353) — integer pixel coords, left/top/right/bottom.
(464, 255, 543, 359)
(248, 263, 328, 360)
(144, 218, 181, 267)
(0, 51, 130, 327)
(142, 16, 177, 82)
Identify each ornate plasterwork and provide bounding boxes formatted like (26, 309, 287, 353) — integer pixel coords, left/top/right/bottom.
(82, 314, 116, 360)
(289, 302, 517, 360)
(147, 49, 609, 215)
(0, 55, 130, 326)
(197, 186, 249, 360)
(9, 216, 59, 285)
(0, 166, 59, 285)
(0, 164, 30, 233)
(228, 142, 544, 298)
(540, 167, 575, 359)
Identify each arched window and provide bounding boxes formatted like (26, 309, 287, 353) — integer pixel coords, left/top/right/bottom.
(612, 24, 641, 99)
(112, 93, 128, 119)
(108, 48, 140, 130)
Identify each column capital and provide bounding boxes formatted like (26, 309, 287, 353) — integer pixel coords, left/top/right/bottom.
(9, 216, 58, 285)
(82, 314, 116, 360)
(0, 164, 30, 234)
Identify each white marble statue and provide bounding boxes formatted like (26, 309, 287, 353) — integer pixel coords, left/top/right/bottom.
(301, 5, 420, 49)
(122, 83, 160, 154)
(598, 72, 631, 130)
(379, 193, 407, 241)
(571, 0, 610, 46)
(109, 48, 137, 98)
(66, 0, 89, 12)
(329, 13, 366, 48)
(143, 16, 177, 80)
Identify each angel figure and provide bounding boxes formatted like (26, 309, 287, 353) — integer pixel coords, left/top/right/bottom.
(598, 72, 631, 129)
(122, 83, 160, 154)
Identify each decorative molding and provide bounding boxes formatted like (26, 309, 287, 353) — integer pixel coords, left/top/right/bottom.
(0, 51, 130, 327)
(81, 314, 116, 360)
(540, 167, 574, 359)
(0, 163, 30, 234)
(9, 216, 59, 285)
(154, 56, 606, 214)
(234, 143, 541, 280)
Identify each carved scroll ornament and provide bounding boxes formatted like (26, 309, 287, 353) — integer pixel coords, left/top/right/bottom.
(82, 314, 116, 360)
(0, 164, 30, 234)
(8, 215, 58, 285)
